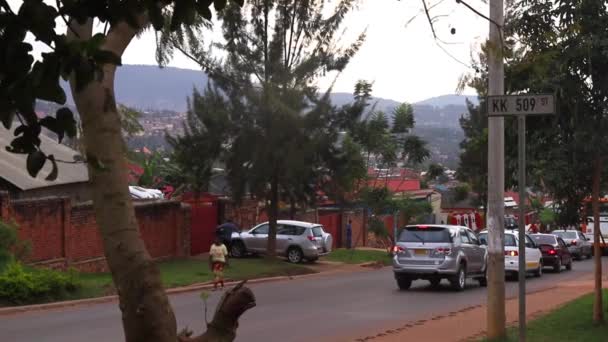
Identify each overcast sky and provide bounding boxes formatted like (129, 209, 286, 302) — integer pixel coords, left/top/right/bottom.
(13, 0, 489, 103)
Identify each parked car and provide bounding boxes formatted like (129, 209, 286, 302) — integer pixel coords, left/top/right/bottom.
(552, 230, 592, 260)
(392, 225, 487, 291)
(530, 234, 573, 272)
(478, 230, 543, 279)
(230, 220, 333, 263)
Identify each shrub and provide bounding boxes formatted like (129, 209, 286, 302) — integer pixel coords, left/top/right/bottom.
(0, 262, 81, 305)
(0, 220, 31, 271)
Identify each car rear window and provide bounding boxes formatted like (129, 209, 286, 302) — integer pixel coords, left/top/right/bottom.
(531, 235, 556, 245)
(312, 226, 324, 237)
(554, 231, 577, 239)
(478, 233, 517, 247)
(398, 227, 452, 243)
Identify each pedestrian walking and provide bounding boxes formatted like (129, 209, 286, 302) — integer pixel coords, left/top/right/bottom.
(209, 237, 229, 290)
(346, 219, 352, 249)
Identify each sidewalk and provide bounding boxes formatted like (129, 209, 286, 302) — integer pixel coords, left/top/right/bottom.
(351, 278, 601, 342)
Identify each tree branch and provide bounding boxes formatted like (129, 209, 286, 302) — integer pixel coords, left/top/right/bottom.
(178, 281, 256, 342)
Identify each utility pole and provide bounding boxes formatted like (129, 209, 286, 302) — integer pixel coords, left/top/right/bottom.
(487, 0, 506, 339)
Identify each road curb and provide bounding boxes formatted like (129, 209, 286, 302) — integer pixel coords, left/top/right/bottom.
(0, 265, 385, 316)
(0, 275, 295, 316)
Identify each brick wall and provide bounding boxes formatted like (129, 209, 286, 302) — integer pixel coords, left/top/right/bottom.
(0, 192, 191, 272)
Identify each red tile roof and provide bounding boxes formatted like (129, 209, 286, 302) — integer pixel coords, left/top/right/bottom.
(368, 179, 421, 193)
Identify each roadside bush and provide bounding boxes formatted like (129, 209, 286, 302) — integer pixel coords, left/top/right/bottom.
(0, 220, 31, 271)
(0, 262, 80, 305)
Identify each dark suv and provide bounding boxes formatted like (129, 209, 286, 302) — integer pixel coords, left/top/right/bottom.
(392, 225, 487, 291)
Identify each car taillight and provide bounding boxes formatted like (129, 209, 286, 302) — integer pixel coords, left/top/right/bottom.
(571, 240, 577, 246)
(548, 249, 557, 255)
(435, 247, 451, 255)
(307, 235, 315, 241)
(505, 250, 518, 257)
(393, 246, 405, 254)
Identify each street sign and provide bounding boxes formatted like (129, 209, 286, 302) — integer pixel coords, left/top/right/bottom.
(487, 94, 555, 116)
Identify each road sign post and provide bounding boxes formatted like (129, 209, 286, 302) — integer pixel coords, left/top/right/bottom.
(486, 94, 555, 342)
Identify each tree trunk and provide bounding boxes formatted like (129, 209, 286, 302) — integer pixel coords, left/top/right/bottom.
(67, 17, 255, 342)
(68, 20, 177, 342)
(267, 177, 279, 256)
(179, 281, 256, 342)
(289, 195, 296, 220)
(592, 156, 603, 325)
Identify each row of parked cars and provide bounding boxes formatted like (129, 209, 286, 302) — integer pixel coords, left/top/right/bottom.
(392, 224, 588, 291)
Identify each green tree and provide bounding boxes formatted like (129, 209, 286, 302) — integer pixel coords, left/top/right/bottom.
(0, 1, 255, 341)
(166, 85, 231, 195)
(170, 0, 365, 257)
(426, 163, 445, 181)
(457, 100, 488, 208)
(511, 0, 608, 324)
(391, 103, 415, 134)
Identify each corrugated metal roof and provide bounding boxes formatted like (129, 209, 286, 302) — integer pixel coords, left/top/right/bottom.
(0, 126, 89, 190)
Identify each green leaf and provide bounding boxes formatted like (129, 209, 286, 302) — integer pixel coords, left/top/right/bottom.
(214, 0, 227, 11)
(31, 53, 66, 104)
(18, 0, 57, 44)
(196, 3, 213, 20)
(86, 153, 107, 171)
(45, 155, 58, 181)
(26, 150, 46, 178)
(88, 33, 106, 52)
(56, 108, 77, 138)
(148, 5, 165, 31)
(0, 101, 15, 129)
(40, 116, 64, 142)
(92, 50, 122, 66)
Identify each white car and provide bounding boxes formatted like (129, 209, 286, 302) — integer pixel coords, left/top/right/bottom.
(478, 230, 543, 278)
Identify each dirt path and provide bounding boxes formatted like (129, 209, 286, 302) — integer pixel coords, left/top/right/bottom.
(349, 276, 601, 342)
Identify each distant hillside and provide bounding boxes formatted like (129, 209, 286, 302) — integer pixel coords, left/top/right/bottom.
(62, 65, 209, 111)
(417, 94, 478, 107)
(60, 65, 474, 126)
(49, 64, 473, 168)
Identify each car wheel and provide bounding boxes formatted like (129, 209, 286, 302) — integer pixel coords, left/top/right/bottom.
(450, 264, 466, 291)
(397, 277, 412, 290)
(566, 258, 573, 271)
(534, 262, 542, 277)
(477, 274, 488, 287)
(429, 278, 441, 288)
(554, 258, 562, 273)
(287, 247, 304, 264)
(230, 241, 246, 258)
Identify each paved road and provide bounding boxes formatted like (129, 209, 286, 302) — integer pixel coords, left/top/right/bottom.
(0, 258, 596, 342)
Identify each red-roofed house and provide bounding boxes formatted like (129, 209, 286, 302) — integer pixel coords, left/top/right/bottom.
(368, 179, 421, 194)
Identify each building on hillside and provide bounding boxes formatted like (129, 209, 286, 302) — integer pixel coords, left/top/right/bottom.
(0, 127, 91, 202)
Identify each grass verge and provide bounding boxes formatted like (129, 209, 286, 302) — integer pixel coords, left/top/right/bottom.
(483, 290, 608, 342)
(3, 258, 316, 306)
(323, 248, 392, 266)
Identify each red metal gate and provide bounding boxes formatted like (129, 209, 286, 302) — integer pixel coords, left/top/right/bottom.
(319, 213, 342, 249)
(184, 193, 219, 255)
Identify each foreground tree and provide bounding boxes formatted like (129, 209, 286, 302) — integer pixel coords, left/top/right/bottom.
(512, 0, 608, 324)
(170, 0, 365, 256)
(0, 1, 256, 341)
